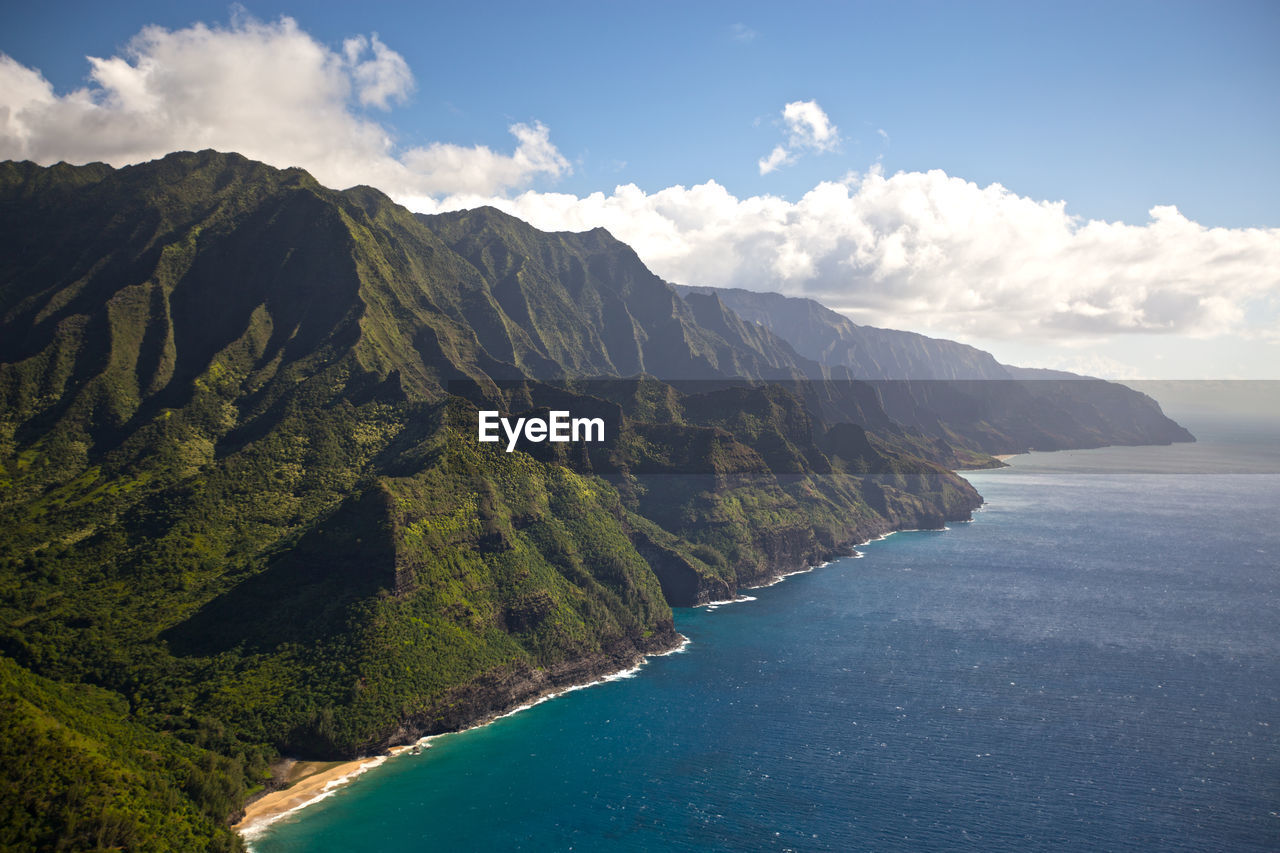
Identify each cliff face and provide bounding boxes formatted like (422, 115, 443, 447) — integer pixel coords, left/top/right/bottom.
(0, 151, 1179, 848)
(673, 284, 1194, 453)
(674, 285, 1011, 380)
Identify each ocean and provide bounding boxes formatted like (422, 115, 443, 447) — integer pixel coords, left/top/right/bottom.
(249, 402, 1279, 852)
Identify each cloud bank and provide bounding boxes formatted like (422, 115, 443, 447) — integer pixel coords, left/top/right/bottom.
(0, 14, 568, 196)
(428, 170, 1280, 341)
(2, 15, 1277, 346)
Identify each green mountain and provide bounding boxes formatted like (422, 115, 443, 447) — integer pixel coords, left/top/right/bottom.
(0, 151, 990, 849)
(673, 284, 1194, 452)
(674, 284, 1010, 380)
(0, 655, 246, 851)
(0, 151, 1190, 849)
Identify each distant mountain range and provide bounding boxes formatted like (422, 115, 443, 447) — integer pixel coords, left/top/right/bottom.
(675, 284, 1011, 380)
(675, 284, 1192, 453)
(0, 151, 1190, 850)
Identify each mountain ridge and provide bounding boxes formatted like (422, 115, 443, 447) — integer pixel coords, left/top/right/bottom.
(672, 283, 1194, 453)
(673, 284, 1012, 380)
(0, 151, 1188, 849)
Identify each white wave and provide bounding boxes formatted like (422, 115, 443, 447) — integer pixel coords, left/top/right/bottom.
(491, 633, 691, 719)
(700, 590, 764, 608)
(240, 755, 388, 843)
(742, 559, 836, 591)
(651, 635, 693, 656)
(859, 524, 952, 546)
(242, 632, 690, 846)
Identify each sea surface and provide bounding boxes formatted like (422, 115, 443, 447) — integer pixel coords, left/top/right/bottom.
(251, 403, 1279, 852)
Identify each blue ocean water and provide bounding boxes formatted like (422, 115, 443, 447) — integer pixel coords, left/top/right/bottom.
(251, 412, 1279, 852)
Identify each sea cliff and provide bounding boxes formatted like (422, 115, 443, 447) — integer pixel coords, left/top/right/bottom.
(0, 152, 1176, 850)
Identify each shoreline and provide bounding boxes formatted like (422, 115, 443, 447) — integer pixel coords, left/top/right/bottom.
(235, 755, 388, 840)
(235, 634, 693, 844)
(234, 517, 975, 844)
(954, 452, 1022, 472)
(717, 520, 972, 606)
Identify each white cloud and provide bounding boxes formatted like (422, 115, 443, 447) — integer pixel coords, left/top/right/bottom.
(0, 14, 567, 196)
(418, 168, 1280, 344)
(1013, 352, 1144, 381)
(343, 34, 413, 109)
(758, 144, 791, 175)
(729, 23, 758, 44)
(2, 16, 1276, 350)
(757, 99, 840, 174)
(399, 121, 568, 196)
(783, 100, 839, 152)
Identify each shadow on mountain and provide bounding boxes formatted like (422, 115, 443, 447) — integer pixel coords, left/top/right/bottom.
(162, 488, 396, 656)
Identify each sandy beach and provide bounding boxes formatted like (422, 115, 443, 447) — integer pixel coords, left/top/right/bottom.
(234, 754, 395, 838)
(232, 635, 692, 842)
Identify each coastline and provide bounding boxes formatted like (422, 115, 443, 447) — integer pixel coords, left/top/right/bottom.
(236, 435, 1280, 852)
(234, 508, 980, 845)
(235, 756, 388, 840)
(235, 633, 692, 844)
(954, 452, 1022, 472)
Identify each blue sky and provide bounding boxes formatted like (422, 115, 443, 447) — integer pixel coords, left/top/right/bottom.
(3, 1, 1279, 377)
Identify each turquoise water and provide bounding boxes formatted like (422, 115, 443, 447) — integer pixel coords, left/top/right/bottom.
(251, 413, 1279, 852)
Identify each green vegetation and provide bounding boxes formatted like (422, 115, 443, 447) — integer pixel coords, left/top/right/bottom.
(674, 284, 1193, 454)
(0, 655, 245, 852)
(0, 151, 1039, 850)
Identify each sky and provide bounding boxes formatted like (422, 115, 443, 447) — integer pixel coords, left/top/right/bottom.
(3, 0, 1279, 379)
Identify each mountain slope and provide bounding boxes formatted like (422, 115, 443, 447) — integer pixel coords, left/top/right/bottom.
(418, 206, 827, 382)
(673, 284, 1193, 452)
(674, 284, 1011, 380)
(0, 152, 987, 849)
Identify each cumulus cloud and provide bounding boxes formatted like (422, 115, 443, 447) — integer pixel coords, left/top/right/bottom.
(343, 34, 413, 109)
(396, 121, 569, 197)
(417, 168, 1280, 342)
(1014, 352, 1145, 381)
(2, 15, 1276, 346)
(0, 14, 568, 196)
(783, 101, 840, 152)
(759, 100, 840, 174)
(757, 144, 791, 175)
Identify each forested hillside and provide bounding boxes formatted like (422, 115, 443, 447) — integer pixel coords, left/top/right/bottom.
(0, 151, 1186, 848)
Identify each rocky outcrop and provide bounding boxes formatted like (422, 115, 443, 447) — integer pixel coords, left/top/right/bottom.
(362, 629, 682, 756)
